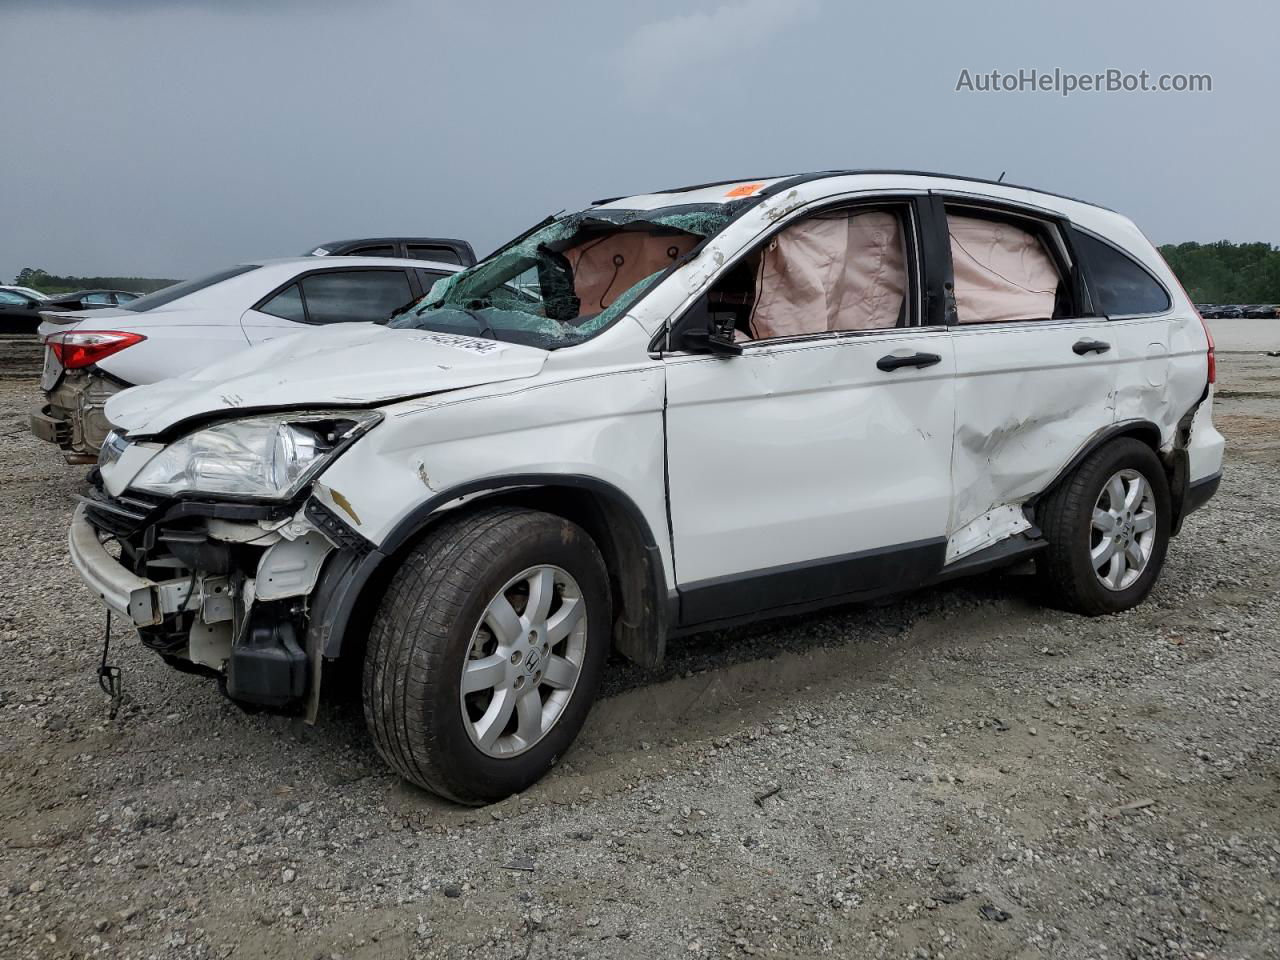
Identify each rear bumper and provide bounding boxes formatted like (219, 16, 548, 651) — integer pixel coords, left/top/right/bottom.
(30, 371, 125, 461)
(29, 405, 70, 446)
(1184, 472, 1221, 518)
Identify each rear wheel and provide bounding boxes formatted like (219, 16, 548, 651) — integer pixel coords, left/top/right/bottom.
(362, 506, 611, 804)
(1035, 438, 1171, 615)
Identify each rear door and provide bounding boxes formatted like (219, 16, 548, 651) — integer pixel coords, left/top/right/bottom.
(240, 267, 416, 345)
(940, 197, 1116, 562)
(663, 196, 957, 626)
(1067, 227, 1181, 431)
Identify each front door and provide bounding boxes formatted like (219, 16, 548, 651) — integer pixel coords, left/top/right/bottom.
(662, 198, 956, 627)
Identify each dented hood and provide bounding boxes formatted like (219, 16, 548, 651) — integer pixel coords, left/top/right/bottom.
(106, 324, 547, 436)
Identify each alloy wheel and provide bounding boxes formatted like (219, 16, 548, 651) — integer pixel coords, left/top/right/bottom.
(1090, 468, 1158, 591)
(460, 565, 588, 758)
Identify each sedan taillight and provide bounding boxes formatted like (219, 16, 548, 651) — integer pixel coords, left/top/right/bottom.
(46, 330, 146, 370)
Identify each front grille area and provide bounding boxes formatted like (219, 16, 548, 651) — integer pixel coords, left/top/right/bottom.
(80, 481, 167, 540)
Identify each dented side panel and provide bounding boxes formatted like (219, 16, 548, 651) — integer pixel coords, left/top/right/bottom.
(948, 319, 1118, 558)
(664, 330, 956, 584)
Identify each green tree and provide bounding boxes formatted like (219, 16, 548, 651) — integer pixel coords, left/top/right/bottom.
(1158, 241, 1280, 303)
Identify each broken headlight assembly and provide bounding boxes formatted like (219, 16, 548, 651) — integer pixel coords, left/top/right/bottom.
(131, 411, 382, 500)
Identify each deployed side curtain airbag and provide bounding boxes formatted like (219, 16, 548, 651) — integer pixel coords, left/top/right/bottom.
(748, 210, 905, 340)
(948, 215, 1059, 323)
(564, 232, 699, 312)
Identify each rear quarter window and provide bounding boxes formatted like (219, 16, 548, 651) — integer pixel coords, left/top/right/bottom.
(1072, 230, 1171, 317)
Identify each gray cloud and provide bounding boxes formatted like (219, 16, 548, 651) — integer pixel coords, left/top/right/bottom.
(619, 0, 819, 102)
(0, 0, 1274, 285)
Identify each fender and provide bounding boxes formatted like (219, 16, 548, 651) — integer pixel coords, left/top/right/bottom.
(1024, 418, 1163, 511)
(305, 473, 671, 666)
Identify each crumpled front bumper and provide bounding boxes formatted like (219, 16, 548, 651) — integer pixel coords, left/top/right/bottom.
(68, 504, 189, 626)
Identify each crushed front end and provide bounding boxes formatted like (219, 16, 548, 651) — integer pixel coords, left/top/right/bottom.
(68, 413, 382, 716)
(72, 476, 357, 712)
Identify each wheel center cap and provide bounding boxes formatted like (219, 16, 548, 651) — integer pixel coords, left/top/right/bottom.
(524, 648, 541, 675)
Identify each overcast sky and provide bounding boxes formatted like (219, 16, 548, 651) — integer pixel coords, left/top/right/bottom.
(0, 0, 1275, 282)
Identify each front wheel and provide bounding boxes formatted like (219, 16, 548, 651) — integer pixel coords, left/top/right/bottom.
(362, 507, 611, 804)
(1035, 438, 1172, 615)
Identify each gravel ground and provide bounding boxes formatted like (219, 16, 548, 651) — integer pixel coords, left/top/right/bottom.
(1, 355, 1278, 960)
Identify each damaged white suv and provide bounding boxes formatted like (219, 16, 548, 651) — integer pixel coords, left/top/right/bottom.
(70, 172, 1223, 804)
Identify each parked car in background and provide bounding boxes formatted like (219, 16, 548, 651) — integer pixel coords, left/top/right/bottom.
(68, 171, 1221, 805)
(1243, 304, 1277, 318)
(0, 288, 47, 333)
(307, 236, 477, 266)
(30, 256, 459, 461)
(1216, 305, 1243, 319)
(1, 285, 50, 301)
(42, 289, 142, 311)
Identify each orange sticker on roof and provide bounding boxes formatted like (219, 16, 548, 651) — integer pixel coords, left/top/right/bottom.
(724, 182, 765, 198)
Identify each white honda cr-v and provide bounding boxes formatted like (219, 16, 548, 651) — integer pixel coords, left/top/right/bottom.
(69, 171, 1223, 804)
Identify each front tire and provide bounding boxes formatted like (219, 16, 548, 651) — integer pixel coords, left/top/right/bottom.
(1035, 438, 1172, 615)
(362, 506, 611, 804)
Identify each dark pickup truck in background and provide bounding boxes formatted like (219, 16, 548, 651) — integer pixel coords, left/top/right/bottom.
(305, 236, 477, 266)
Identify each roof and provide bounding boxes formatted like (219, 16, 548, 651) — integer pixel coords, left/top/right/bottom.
(597, 170, 1116, 215)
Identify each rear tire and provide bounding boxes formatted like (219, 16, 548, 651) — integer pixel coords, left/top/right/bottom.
(1035, 438, 1171, 615)
(362, 506, 611, 804)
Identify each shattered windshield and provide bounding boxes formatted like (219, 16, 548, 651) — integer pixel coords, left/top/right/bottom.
(386, 202, 749, 349)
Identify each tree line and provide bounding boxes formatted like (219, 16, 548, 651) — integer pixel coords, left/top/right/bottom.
(13, 241, 1280, 305)
(11, 267, 177, 296)
(1155, 242, 1280, 304)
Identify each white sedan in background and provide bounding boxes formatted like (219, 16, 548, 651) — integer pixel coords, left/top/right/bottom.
(30, 256, 459, 461)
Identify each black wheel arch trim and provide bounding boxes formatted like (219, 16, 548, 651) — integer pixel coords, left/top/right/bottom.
(1025, 419, 1164, 512)
(309, 474, 671, 664)
(378, 473, 663, 555)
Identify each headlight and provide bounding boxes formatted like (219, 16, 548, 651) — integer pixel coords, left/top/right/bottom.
(131, 411, 381, 500)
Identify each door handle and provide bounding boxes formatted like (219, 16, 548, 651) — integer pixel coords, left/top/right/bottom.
(1073, 339, 1111, 355)
(877, 351, 942, 372)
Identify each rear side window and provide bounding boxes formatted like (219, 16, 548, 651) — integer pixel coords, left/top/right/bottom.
(946, 210, 1066, 323)
(124, 265, 260, 312)
(259, 283, 307, 323)
(1071, 230, 1171, 317)
(83, 292, 113, 305)
(298, 270, 413, 325)
(407, 244, 463, 265)
(345, 245, 396, 258)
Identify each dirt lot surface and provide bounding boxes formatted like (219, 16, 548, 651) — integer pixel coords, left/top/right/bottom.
(1, 355, 1278, 960)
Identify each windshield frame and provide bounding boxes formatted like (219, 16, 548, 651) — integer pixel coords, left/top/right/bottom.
(388, 197, 769, 351)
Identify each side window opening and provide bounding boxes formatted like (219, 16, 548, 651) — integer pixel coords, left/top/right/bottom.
(1070, 229, 1172, 317)
(259, 283, 307, 323)
(946, 208, 1073, 324)
(346, 245, 396, 258)
(407, 245, 463, 265)
(710, 206, 912, 343)
(299, 270, 414, 325)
